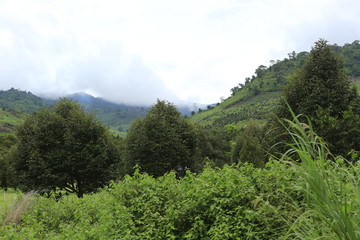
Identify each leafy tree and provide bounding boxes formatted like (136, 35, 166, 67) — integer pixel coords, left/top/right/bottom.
(340, 40, 360, 76)
(194, 126, 231, 168)
(255, 65, 267, 78)
(0, 135, 17, 190)
(125, 99, 198, 177)
(11, 98, 121, 197)
(231, 122, 266, 167)
(276, 39, 360, 156)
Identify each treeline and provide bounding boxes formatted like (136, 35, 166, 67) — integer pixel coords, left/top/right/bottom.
(1, 120, 359, 239)
(0, 98, 232, 194)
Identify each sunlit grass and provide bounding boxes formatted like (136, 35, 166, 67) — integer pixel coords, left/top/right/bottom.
(0, 189, 22, 220)
(281, 107, 360, 239)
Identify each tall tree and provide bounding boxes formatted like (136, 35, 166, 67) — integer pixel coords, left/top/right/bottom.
(231, 122, 266, 167)
(125, 100, 198, 177)
(276, 39, 360, 156)
(12, 98, 121, 197)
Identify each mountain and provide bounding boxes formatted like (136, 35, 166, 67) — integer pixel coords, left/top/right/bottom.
(0, 88, 49, 136)
(66, 93, 149, 132)
(0, 108, 25, 136)
(0, 88, 207, 135)
(0, 88, 49, 113)
(190, 40, 360, 128)
(1, 41, 359, 133)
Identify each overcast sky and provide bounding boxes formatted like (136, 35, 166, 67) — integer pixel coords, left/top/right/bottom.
(0, 0, 359, 105)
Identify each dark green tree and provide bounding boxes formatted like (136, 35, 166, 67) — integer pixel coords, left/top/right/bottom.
(12, 98, 121, 197)
(193, 126, 231, 169)
(0, 135, 17, 190)
(125, 99, 198, 177)
(276, 39, 360, 156)
(231, 122, 266, 167)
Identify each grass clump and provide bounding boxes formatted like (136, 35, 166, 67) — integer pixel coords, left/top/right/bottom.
(2, 191, 34, 225)
(281, 111, 360, 239)
(0, 189, 21, 219)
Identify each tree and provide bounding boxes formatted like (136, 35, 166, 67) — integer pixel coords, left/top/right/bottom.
(255, 65, 267, 78)
(12, 98, 121, 197)
(0, 135, 17, 190)
(231, 122, 266, 167)
(276, 39, 360, 156)
(193, 126, 231, 168)
(125, 100, 198, 177)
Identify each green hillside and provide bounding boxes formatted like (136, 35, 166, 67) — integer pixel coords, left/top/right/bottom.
(0, 89, 148, 135)
(67, 93, 149, 132)
(191, 40, 360, 128)
(0, 88, 49, 113)
(0, 88, 49, 136)
(0, 109, 25, 136)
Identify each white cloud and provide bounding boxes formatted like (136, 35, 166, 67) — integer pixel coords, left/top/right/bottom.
(0, 0, 359, 104)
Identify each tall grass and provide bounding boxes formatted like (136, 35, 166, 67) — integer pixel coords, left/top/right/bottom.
(0, 189, 20, 219)
(281, 110, 360, 239)
(2, 191, 35, 225)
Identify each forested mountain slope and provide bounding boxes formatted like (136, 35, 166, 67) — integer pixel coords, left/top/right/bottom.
(190, 40, 360, 128)
(0, 89, 47, 136)
(0, 109, 25, 136)
(0, 89, 148, 134)
(0, 88, 49, 113)
(67, 93, 149, 132)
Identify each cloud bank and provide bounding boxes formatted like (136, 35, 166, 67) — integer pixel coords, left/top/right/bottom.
(0, 0, 359, 105)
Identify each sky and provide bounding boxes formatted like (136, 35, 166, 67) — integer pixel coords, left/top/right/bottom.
(0, 0, 359, 105)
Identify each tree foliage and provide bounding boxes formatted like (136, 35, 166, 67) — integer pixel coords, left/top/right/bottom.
(12, 98, 121, 197)
(125, 100, 198, 177)
(231, 122, 266, 167)
(0, 135, 17, 190)
(276, 39, 360, 156)
(1, 115, 359, 239)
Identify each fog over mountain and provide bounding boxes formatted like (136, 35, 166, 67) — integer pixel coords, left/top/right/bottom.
(0, 0, 359, 105)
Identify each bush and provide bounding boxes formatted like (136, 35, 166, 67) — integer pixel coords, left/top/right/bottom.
(0, 162, 303, 239)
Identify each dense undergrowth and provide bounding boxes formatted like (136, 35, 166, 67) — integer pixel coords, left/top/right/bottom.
(1, 122, 359, 240)
(1, 161, 303, 239)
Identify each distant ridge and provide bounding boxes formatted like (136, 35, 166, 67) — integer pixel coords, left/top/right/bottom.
(0, 88, 49, 113)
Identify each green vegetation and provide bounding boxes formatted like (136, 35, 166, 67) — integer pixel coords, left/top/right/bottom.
(0, 118, 358, 238)
(275, 39, 360, 157)
(11, 98, 122, 198)
(190, 40, 360, 129)
(0, 88, 48, 113)
(0, 39, 359, 239)
(0, 90, 147, 134)
(125, 100, 199, 177)
(68, 93, 149, 132)
(281, 110, 360, 239)
(0, 162, 300, 239)
(0, 108, 24, 136)
(0, 189, 21, 216)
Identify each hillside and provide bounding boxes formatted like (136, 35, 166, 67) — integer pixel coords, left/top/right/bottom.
(66, 93, 149, 132)
(0, 109, 25, 136)
(0, 89, 148, 134)
(0, 88, 49, 113)
(0, 89, 200, 134)
(190, 40, 360, 128)
(0, 89, 45, 136)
